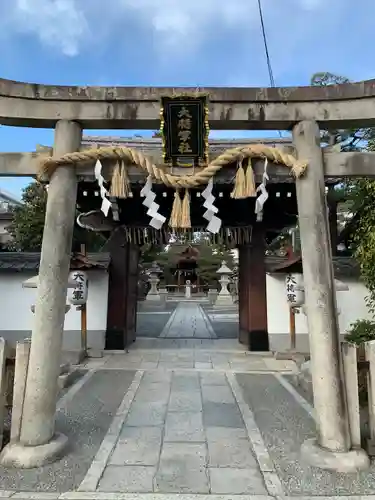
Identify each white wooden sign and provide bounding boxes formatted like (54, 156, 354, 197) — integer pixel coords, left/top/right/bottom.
(68, 271, 88, 305)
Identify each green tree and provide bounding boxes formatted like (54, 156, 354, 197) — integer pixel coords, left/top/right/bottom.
(347, 170, 375, 315)
(6, 181, 106, 252)
(141, 233, 235, 286)
(311, 72, 375, 314)
(311, 72, 372, 151)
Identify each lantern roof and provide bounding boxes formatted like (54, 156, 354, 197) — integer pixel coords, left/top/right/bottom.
(217, 260, 232, 275)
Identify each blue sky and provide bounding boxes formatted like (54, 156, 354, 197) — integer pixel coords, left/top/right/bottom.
(0, 0, 374, 199)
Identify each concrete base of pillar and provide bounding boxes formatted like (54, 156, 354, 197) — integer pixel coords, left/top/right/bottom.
(0, 432, 68, 469)
(301, 438, 370, 473)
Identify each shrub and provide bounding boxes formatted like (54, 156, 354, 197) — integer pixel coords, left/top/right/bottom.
(344, 319, 375, 345)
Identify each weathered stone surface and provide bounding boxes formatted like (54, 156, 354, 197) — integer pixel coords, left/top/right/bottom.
(11, 120, 82, 466)
(98, 465, 156, 492)
(125, 402, 167, 426)
(164, 412, 205, 442)
(110, 427, 162, 466)
(209, 467, 267, 494)
(207, 439, 259, 468)
(203, 401, 244, 428)
(2, 77, 375, 129)
(154, 442, 209, 493)
(293, 120, 351, 455)
(168, 391, 202, 413)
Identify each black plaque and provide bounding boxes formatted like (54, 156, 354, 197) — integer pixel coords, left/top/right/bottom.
(160, 94, 209, 167)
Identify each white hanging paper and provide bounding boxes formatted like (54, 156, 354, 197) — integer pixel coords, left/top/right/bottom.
(140, 176, 152, 197)
(203, 209, 215, 221)
(101, 197, 111, 217)
(207, 215, 221, 234)
(147, 202, 161, 218)
(254, 158, 270, 222)
(140, 176, 166, 229)
(94, 160, 112, 218)
(201, 178, 222, 233)
(201, 178, 214, 198)
(203, 199, 219, 214)
(142, 191, 157, 208)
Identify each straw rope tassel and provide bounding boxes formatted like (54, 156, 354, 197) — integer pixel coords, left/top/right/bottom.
(169, 190, 182, 228)
(110, 161, 123, 198)
(180, 189, 191, 229)
(110, 160, 131, 199)
(245, 159, 256, 197)
(231, 158, 246, 199)
(120, 161, 132, 198)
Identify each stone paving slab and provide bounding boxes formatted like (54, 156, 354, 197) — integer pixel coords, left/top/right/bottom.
(155, 442, 209, 493)
(89, 369, 269, 495)
(98, 465, 156, 493)
(209, 467, 267, 494)
(159, 303, 216, 339)
(164, 412, 205, 442)
(110, 427, 162, 466)
(94, 348, 295, 374)
(8, 493, 375, 500)
(236, 373, 375, 496)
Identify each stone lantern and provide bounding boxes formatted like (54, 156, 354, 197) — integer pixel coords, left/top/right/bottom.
(215, 260, 234, 307)
(146, 261, 162, 301)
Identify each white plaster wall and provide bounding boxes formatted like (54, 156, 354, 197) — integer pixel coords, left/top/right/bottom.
(0, 270, 109, 350)
(266, 274, 372, 351)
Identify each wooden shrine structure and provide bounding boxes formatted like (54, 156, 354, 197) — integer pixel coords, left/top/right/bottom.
(1, 78, 375, 471)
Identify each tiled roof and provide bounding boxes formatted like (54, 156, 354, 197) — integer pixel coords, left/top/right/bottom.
(0, 252, 111, 271)
(0, 252, 359, 278)
(267, 254, 360, 278)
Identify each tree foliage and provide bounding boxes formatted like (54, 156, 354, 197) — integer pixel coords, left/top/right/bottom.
(140, 233, 235, 286)
(6, 181, 106, 252)
(6, 182, 47, 251)
(348, 172, 375, 314)
(310, 72, 375, 314)
(311, 72, 372, 151)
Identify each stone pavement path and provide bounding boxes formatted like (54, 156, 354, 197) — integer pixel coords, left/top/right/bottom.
(5, 331, 375, 498)
(78, 369, 274, 494)
(159, 302, 216, 339)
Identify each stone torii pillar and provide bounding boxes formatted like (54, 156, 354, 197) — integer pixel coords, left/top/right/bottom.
(293, 120, 369, 472)
(0, 120, 82, 468)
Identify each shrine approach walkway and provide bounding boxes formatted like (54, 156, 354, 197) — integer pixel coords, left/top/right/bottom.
(159, 302, 217, 339)
(3, 305, 375, 497)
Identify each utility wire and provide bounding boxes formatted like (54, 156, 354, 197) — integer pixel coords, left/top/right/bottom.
(257, 0, 283, 138)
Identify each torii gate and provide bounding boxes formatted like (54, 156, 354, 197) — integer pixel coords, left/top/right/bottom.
(1, 78, 375, 471)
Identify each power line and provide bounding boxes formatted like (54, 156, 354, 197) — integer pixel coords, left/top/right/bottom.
(257, 0, 283, 138)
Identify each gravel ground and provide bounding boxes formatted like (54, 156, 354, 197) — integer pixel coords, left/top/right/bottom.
(236, 373, 375, 496)
(0, 369, 136, 492)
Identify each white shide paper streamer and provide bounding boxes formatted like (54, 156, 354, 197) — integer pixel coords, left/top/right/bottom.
(255, 157, 270, 222)
(140, 176, 166, 230)
(201, 178, 222, 234)
(94, 160, 111, 217)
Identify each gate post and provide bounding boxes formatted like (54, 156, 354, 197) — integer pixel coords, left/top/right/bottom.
(238, 226, 269, 351)
(0, 120, 81, 468)
(293, 120, 369, 471)
(105, 230, 140, 349)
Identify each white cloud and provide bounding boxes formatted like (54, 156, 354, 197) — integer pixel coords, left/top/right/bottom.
(4, 0, 89, 56)
(1, 0, 326, 57)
